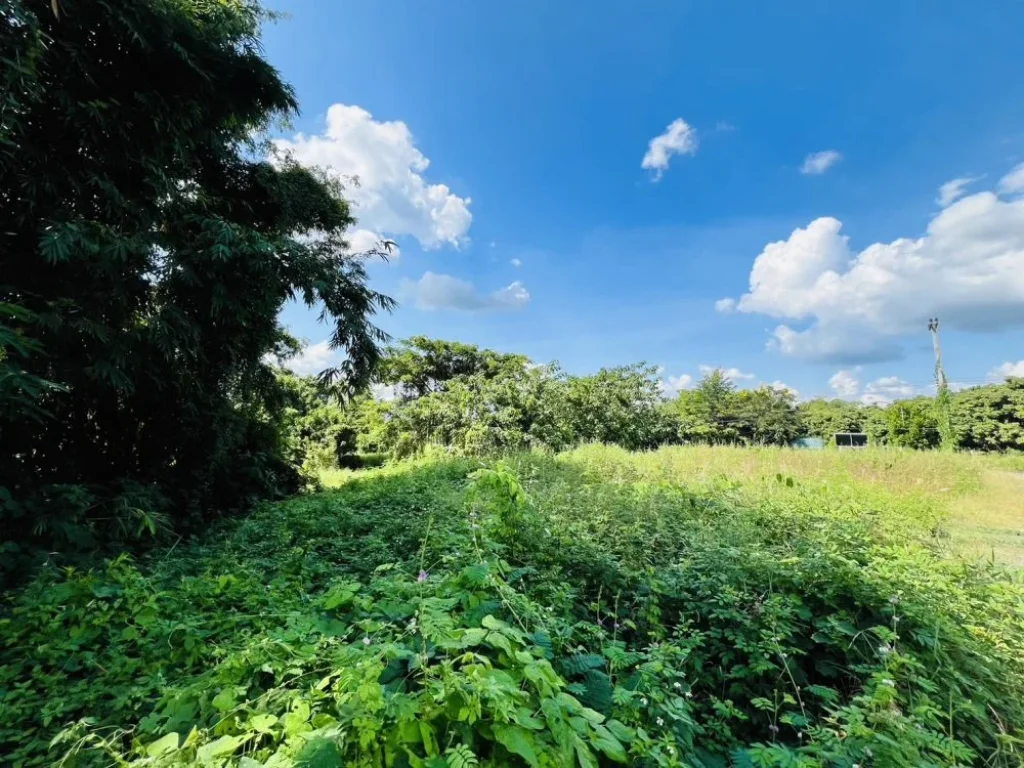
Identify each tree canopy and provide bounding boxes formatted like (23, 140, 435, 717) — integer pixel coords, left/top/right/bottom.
(0, 0, 391, 577)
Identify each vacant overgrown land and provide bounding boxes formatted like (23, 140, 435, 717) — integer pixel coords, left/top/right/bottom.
(4, 445, 1023, 766)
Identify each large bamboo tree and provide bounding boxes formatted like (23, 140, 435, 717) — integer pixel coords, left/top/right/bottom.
(0, 0, 392, 573)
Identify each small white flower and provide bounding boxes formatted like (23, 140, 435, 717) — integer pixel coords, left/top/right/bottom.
(685, 691, 693, 699)
(673, 682, 681, 689)
(656, 717, 665, 726)
(362, 636, 371, 646)
(641, 698, 648, 706)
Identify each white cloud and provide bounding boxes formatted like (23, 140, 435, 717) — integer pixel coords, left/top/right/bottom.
(769, 380, 800, 399)
(510, 258, 522, 268)
(400, 272, 530, 312)
(722, 173, 1024, 363)
(828, 368, 918, 405)
(936, 177, 975, 207)
(990, 360, 1024, 379)
(285, 340, 339, 376)
(800, 150, 842, 175)
(657, 373, 694, 398)
(699, 364, 755, 383)
(370, 383, 399, 401)
(829, 368, 861, 399)
(715, 121, 736, 133)
(274, 104, 472, 249)
(641, 118, 698, 180)
(859, 375, 917, 406)
(999, 163, 1024, 195)
(714, 297, 736, 312)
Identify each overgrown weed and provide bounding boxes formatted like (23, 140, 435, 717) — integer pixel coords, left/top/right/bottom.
(2, 447, 1023, 766)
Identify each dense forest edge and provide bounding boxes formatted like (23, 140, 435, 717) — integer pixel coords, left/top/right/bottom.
(2, 2, 1024, 767)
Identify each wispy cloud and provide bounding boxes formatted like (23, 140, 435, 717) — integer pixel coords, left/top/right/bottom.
(800, 149, 842, 175)
(642, 118, 698, 181)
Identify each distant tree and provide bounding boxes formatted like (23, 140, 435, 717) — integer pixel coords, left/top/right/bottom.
(951, 378, 1024, 451)
(376, 336, 529, 399)
(562, 365, 665, 450)
(734, 386, 801, 445)
(673, 369, 741, 444)
(884, 398, 941, 449)
(0, 0, 392, 571)
(798, 399, 865, 441)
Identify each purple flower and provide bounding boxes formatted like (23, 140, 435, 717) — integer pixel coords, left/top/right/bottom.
(417, 570, 429, 583)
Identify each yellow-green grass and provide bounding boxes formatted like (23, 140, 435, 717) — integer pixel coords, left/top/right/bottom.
(325, 444, 1024, 565)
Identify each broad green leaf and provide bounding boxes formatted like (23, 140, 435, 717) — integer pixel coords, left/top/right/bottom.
(197, 734, 242, 763)
(145, 733, 179, 757)
(493, 724, 540, 768)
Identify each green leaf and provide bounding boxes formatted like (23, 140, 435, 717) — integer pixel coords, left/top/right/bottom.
(605, 720, 634, 743)
(420, 721, 440, 756)
(481, 614, 508, 631)
(249, 713, 277, 733)
(197, 734, 242, 762)
(573, 735, 599, 768)
(145, 733, 179, 757)
(211, 688, 236, 712)
(493, 724, 540, 768)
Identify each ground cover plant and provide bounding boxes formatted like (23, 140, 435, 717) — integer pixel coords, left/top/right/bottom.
(3, 446, 1023, 767)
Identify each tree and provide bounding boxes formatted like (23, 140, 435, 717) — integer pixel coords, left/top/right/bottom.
(798, 399, 865, 441)
(884, 398, 940, 449)
(0, 0, 392, 572)
(376, 336, 529, 400)
(951, 378, 1024, 451)
(562, 365, 665, 450)
(734, 386, 801, 445)
(673, 369, 741, 444)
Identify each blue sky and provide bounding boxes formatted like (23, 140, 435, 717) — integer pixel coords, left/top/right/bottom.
(266, 0, 1024, 402)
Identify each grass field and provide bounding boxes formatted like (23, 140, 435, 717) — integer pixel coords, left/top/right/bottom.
(3, 445, 1024, 766)
(324, 445, 1024, 565)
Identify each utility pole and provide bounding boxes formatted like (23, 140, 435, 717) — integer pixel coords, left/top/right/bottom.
(928, 317, 947, 391)
(928, 317, 954, 450)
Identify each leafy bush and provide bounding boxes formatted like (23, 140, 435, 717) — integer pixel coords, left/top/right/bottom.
(3, 448, 1022, 766)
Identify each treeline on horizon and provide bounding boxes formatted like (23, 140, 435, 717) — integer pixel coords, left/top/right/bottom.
(278, 336, 1024, 475)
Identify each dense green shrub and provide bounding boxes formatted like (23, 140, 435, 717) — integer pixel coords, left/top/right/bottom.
(2, 449, 1022, 766)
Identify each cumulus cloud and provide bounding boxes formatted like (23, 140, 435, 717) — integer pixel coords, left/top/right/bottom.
(936, 177, 975, 207)
(829, 367, 918, 405)
(510, 258, 522, 268)
(800, 150, 842, 175)
(274, 104, 472, 249)
(721, 173, 1024, 363)
(860, 375, 917, 406)
(699, 364, 755, 383)
(641, 118, 698, 180)
(829, 369, 860, 398)
(769, 380, 800, 399)
(400, 272, 530, 312)
(990, 360, 1024, 379)
(370, 383, 399, 401)
(657, 373, 694, 398)
(284, 340, 338, 376)
(714, 297, 736, 313)
(999, 163, 1024, 195)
